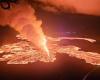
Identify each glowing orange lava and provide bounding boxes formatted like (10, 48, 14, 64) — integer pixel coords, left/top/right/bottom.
(0, 36, 100, 65)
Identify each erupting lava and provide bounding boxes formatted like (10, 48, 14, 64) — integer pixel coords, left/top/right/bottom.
(0, 35, 100, 65)
(0, 0, 100, 65)
(0, 0, 49, 57)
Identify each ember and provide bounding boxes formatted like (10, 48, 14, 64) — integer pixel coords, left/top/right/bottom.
(0, 36, 100, 65)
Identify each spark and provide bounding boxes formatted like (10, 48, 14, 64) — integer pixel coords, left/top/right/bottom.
(0, 36, 100, 65)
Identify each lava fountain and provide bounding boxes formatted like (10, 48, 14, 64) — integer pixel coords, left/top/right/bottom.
(0, 0, 50, 57)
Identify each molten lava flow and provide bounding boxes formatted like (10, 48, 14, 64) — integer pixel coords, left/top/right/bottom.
(0, 35, 100, 65)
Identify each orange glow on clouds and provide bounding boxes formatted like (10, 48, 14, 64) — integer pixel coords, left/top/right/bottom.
(38, 0, 100, 16)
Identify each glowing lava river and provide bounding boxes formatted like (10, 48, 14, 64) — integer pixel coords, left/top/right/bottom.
(0, 35, 100, 65)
